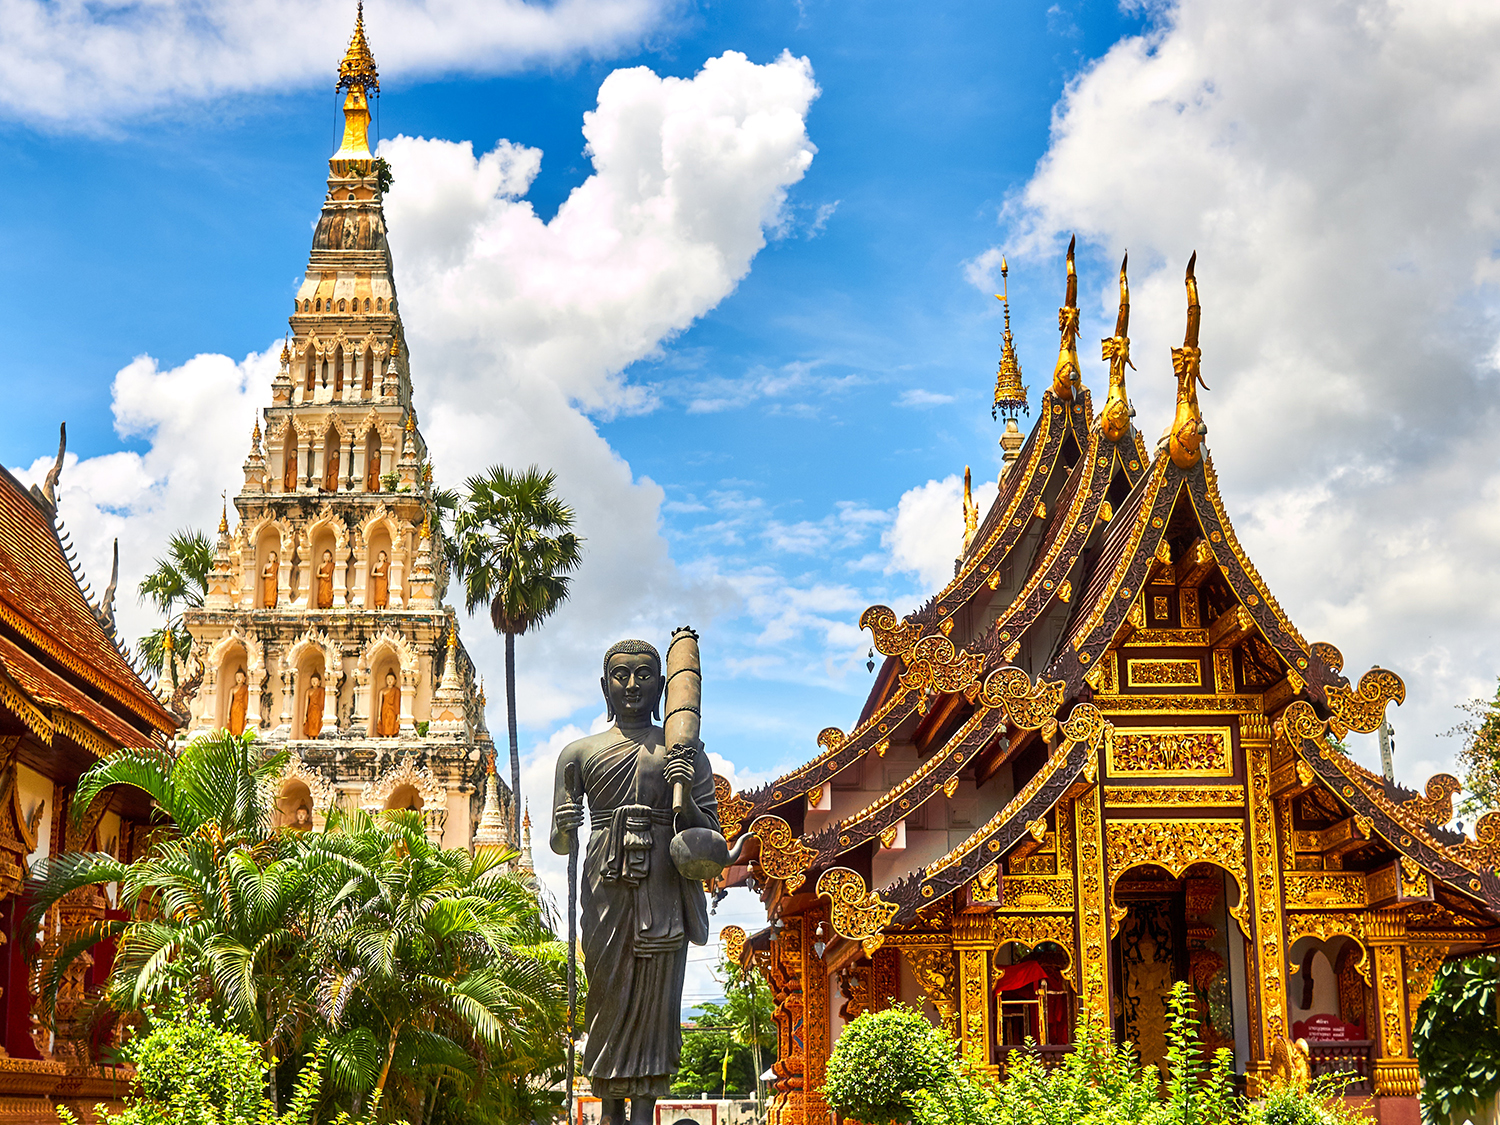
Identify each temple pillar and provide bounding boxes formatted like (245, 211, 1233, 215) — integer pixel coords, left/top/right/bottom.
(953, 914, 995, 1073)
(803, 909, 830, 1125)
(1367, 912, 1419, 1097)
(333, 546, 350, 609)
(389, 557, 406, 608)
(1072, 782, 1111, 1027)
(1243, 712, 1288, 1093)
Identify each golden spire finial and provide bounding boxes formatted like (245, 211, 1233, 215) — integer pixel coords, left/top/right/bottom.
(279, 339, 291, 369)
(1166, 252, 1210, 470)
(1099, 251, 1135, 443)
(332, 3, 379, 165)
(405, 411, 415, 433)
(992, 257, 1027, 420)
(446, 618, 457, 648)
(522, 803, 532, 830)
(961, 466, 978, 553)
(1049, 235, 1082, 401)
(251, 417, 262, 455)
(420, 511, 431, 540)
(218, 492, 229, 536)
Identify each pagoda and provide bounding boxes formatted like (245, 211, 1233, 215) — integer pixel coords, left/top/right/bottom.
(180, 7, 504, 848)
(716, 243, 1500, 1124)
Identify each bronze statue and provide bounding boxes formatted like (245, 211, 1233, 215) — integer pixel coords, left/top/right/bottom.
(550, 638, 723, 1125)
(376, 669, 400, 736)
(227, 667, 249, 736)
(371, 549, 389, 609)
(316, 549, 335, 609)
(304, 671, 324, 738)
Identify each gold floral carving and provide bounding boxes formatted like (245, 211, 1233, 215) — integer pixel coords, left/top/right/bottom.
(1244, 713, 1289, 1080)
(1106, 819, 1250, 938)
(715, 775, 752, 840)
(1404, 944, 1449, 1024)
(749, 816, 816, 893)
(1126, 628, 1209, 647)
(1371, 943, 1414, 1093)
(972, 861, 999, 903)
(1097, 693, 1264, 715)
(978, 667, 1063, 730)
(1284, 914, 1368, 982)
(1283, 873, 1366, 909)
(1453, 810, 1500, 871)
(804, 909, 831, 1124)
(902, 946, 959, 1039)
(899, 635, 985, 704)
(1074, 786, 1109, 1022)
(1126, 658, 1202, 687)
(1000, 876, 1075, 911)
(1324, 667, 1405, 737)
(1060, 702, 1109, 747)
(721, 925, 747, 964)
(861, 605, 922, 658)
(817, 867, 899, 957)
(1104, 785, 1244, 807)
(1278, 699, 1329, 743)
(1399, 774, 1461, 827)
(993, 915, 1077, 991)
(1213, 649, 1235, 694)
(1312, 642, 1344, 675)
(1108, 727, 1231, 776)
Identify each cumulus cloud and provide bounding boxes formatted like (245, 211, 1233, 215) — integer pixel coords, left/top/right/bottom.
(975, 0, 1500, 786)
(884, 473, 999, 595)
(0, 0, 667, 127)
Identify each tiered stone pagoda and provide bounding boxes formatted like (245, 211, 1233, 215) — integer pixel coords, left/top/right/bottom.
(717, 245, 1500, 1125)
(181, 9, 505, 849)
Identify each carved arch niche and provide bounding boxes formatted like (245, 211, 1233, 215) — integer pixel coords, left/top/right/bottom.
(1105, 819, 1252, 940)
(246, 515, 294, 608)
(305, 513, 350, 608)
(269, 756, 336, 830)
(285, 628, 342, 739)
(357, 505, 404, 609)
(198, 626, 267, 734)
(362, 758, 447, 842)
(357, 628, 418, 736)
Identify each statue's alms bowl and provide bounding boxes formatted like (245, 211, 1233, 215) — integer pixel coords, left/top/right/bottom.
(670, 826, 729, 881)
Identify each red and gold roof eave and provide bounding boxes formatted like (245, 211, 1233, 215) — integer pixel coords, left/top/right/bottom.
(727, 388, 1082, 830)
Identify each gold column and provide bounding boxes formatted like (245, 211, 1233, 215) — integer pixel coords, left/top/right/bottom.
(1243, 712, 1287, 1092)
(954, 914, 996, 1074)
(1073, 784, 1110, 1025)
(1367, 912, 1419, 1097)
(803, 908, 831, 1125)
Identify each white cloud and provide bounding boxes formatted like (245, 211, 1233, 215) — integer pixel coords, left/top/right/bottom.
(884, 473, 999, 595)
(0, 0, 667, 128)
(895, 388, 955, 408)
(978, 0, 1500, 788)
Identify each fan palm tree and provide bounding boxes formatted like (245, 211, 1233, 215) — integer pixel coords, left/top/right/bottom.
(138, 527, 214, 687)
(450, 467, 583, 840)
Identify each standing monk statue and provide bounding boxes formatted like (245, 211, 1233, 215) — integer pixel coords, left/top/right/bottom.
(550, 639, 722, 1125)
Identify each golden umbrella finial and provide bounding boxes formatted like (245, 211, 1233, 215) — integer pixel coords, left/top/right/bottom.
(333, 3, 379, 165)
(1166, 252, 1210, 469)
(1049, 235, 1082, 401)
(992, 257, 1027, 420)
(1099, 251, 1135, 443)
(218, 492, 229, 536)
(337, 1, 379, 96)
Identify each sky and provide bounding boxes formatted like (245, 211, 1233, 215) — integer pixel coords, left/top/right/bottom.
(8, 0, 1500, 1008)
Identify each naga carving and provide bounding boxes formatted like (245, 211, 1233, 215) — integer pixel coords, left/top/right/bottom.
(979, 667, 1063, 730)
(817, 867, 899, 956)
(1165, 253, 1209, 470)
(1099, 252, 1134, 443)
(1324, 666, 1405, 736)
(1050, 235, 1082, 401)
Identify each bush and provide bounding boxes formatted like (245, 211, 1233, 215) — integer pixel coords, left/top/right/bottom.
(1244, 1075, 1366, 1125)
(823, 1004, 970, 1124)
(1412, 955, 1500, 1124)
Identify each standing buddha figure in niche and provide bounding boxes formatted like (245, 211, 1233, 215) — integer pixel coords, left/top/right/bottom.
(304, 671, 325, 739)
(377, 670, 400, 737)
(316, 550, 335, 609)
(283, 428, 298, 492)
(365, 439, 381, 492)
(227, 667, 249, 736)
(371, 550, 389, 609)
(322, 443, 339, 491)
(262, 552, 279, 609)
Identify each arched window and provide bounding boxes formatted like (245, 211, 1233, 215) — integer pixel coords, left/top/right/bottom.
(303, 299, 311, 312)
(364, 297, 371, 312)
(315, 298, 322, 312)
(376, 298, 384, 311)
(338, 299, 346, 313)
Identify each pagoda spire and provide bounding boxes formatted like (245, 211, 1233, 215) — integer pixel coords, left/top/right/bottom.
(992, 257, 1027, 420)
(1166, 252, 1210, 469)
(332, 2, 379, 168)
(1049, 235, 1082, 401)
(1099, 252, 1135, 443)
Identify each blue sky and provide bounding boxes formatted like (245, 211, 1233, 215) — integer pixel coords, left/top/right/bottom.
(10, 0, 1500, 992)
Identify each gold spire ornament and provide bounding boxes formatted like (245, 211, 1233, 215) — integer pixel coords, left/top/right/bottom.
(1166, 252, 1210, 469)
(1050, 235, 1082, 401)
(992, 258, 1027, 420)
(332, 3, 379, 166)
(279, 340, 291, 370)
(1099, 252, 1135, 443)
(962, 466, 979, 553)
(218, 493, 229, 536)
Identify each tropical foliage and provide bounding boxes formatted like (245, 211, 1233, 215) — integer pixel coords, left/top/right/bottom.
(137, 527, 213, 685)
(449, 465, 582, 838)
(27, 729, 568, 1124)
(672, 956, 775, 1099)
(1449, 677, 1500, 819)
(1412, 955, 1500, 1125)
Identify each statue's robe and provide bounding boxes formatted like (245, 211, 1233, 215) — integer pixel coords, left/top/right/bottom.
(371, 560, 389, 608)
(304, 683, 324, 738)
(228, 680, 249, 736)
(317, 559, 334, 609)
(377, 685, 400, 736)
(323, 447, 339, 491)
(558, 726, 717, 1098)
(283, 430, 298, 491)
(366, 449, 381, 492)
(262, 562, 278, 608)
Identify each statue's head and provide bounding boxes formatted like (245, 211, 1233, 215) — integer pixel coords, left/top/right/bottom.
(323, 549, 333, 562)
(378, 550, 387, 563)
(385, 670, 396, 687)
(234, 667, 246, 685)
(601, 639, 662, 724)
(294, 805, 311, 825)
(269, 551, 278, 564)
(310, 672, 322, 688)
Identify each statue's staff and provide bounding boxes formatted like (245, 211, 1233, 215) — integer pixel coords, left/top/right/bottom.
(563, 759, 582, 1125)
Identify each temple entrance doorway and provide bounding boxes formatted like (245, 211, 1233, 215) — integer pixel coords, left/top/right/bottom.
(1111, 863, 1243, 1076)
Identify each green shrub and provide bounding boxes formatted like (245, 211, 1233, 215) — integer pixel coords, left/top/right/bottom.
(823, 1004, 970, 1124)
(985, 1017, 1161, 1125)
(1412, 955, 1500, 1124)
(1244, 1074, 1365, 1125)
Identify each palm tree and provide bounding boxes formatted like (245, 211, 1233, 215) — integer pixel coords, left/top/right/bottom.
(450, 467, 583, 841)
(138, 527, 214, 687)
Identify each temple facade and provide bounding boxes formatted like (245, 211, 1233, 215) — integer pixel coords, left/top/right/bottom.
(717, 247, 1499, 1125)
(180, 11, 506, 849)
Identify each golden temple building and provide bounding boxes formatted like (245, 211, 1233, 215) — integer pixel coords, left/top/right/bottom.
(717, 244, 1499, 1125)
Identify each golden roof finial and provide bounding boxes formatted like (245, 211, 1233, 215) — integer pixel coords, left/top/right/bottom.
(446, 618, 457, 648)
(1049, 235, 1082, 401)
(420, 511, 431, 540)
(279, 339, 291, 369)
(405, 411, 415, 433)
(163, 627, 174, 653)
(522, 803, 532, 830)
(962, 466, 978, 553)
(1167, 252, 1210, 470)
(992, 257, 1027, 420)
(478, 677, 486, 706)
(1099, 252, 1135, 443)
(251, 417, 263, 455)
(218, 492, 229, 536)
(332, 3, 379, 165)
